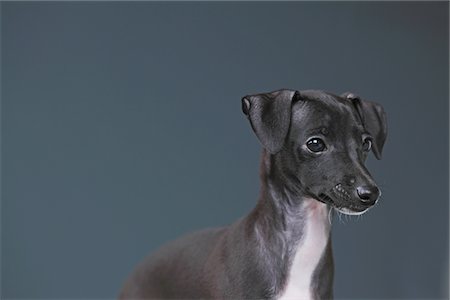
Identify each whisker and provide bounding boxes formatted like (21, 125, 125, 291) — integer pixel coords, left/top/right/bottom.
(328, 206, 333, 225)
(335, 208, 344, 224)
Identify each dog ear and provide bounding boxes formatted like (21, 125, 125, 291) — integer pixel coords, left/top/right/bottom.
(342, 92, 388, 160)
(242, 89, 299, 154)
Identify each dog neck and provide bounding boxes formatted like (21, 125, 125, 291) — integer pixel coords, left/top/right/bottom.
(247, 150, 332, 299)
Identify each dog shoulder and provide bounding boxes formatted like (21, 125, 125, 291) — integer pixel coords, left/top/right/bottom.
(119, 227, 228, 298)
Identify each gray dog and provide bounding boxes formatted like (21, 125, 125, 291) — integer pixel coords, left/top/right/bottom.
(119, 89, 387, 299)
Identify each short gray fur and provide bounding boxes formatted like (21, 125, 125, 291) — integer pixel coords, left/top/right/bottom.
(2, 3, 448, 299)
(119, 89, 387, 299)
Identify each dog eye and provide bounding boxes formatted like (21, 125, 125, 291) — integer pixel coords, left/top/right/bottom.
(306, 138, 327, 153)
(362, 138, 372, 152)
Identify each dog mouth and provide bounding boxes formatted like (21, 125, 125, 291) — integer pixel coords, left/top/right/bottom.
(317, 192, 372, 216)
(318, 193, 334, 204)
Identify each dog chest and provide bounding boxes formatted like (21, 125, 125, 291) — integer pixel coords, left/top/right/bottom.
(277, 200, 330, 300)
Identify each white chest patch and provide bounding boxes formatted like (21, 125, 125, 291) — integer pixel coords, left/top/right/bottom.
(277, 200, 330, 300)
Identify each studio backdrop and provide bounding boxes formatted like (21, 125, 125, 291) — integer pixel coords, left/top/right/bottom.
(2, 2, 448, 299)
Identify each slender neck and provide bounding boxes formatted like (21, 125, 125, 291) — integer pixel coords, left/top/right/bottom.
(246, 149, 332, 294)
(253, 149, 311, 238)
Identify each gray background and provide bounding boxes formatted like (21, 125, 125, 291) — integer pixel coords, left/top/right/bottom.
(2, 2, 448, 299)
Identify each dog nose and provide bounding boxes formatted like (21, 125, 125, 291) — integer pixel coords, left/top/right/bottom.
(356, 186, 380, 205)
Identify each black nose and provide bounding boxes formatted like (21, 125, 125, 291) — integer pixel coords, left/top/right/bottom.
(356, 186, 380, 205)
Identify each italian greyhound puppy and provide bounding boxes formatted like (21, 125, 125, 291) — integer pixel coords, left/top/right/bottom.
(119, 89, 387, 299)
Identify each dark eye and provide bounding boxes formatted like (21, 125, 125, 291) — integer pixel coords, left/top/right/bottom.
(306, 138, 327, 153)
(362, 138, 372, 152)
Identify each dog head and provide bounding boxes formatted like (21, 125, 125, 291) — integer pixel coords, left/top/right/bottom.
(242, 89, 387, 215)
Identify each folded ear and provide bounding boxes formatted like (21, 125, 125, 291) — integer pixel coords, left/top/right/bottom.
(242, 89, 299, 154)
(342, 92, 388, 160)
